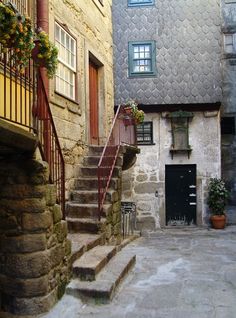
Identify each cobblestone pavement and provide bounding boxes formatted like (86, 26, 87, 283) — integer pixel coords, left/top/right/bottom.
(41, 226, 236, 318)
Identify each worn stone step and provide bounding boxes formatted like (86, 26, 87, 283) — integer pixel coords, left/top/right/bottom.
(80, 166, 120, 178)
(68, 233, 104, 266)
(70, 190, 118, 204)
(66, 202, 111, 219)
(84, 156, 123, 167)
(74, 177, 120, 191)
(67, 217, 106, 234)
(88, 146, 104, 155)
(66, 250, 136, 302)
(72, 245, 117, 281)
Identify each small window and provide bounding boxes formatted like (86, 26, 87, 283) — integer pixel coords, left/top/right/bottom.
(55, 22, 76, 100)
(224, 34, 236, 54)
(128, 0, 154, 7)
(128, 41, 156, 77)
(137, 122, 153, 145)
(221, 117, 235, 135)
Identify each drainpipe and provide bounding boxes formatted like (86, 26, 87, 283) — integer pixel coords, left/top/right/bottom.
(37, 0, 49, 96)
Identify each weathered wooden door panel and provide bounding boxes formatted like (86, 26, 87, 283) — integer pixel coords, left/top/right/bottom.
(89, 61, 99, 145)
(165, 165, 196, 226)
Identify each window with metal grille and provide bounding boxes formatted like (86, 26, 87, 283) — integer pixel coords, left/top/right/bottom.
(221, 117, 235, 135)
(128, 41, 156, 77)
(137, 121, 153, 145)
(128, 0, 154, 6)
(55, 22, 76, 100)
(224, 34, 236, 54)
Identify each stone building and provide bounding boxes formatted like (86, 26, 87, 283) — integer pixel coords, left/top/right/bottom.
(48, 0, 114, 196)
(221, 1, 236, 224)
(112, 0, 222, 230)
(0, 0, 117, 316)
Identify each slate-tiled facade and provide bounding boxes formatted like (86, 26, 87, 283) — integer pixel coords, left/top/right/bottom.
(113, 0, 222, 105)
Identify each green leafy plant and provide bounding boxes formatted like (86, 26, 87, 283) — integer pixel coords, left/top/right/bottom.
(207, 178, 229, 215)
(0, 2, 34, 69)
(32, 30, 58, 78)
(123, 100, 144, 124)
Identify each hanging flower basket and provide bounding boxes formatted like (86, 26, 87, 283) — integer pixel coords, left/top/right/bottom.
(31, 30, 58, 78)
(122, 100, 145, 125)
(0, 2, 34, 68)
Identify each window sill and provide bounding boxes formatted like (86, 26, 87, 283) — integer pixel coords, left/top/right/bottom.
(170, 147, 192, 159)
(137, 143, 155, 146)
(128, 73, 156, 78)
(55, 91, 79, 105)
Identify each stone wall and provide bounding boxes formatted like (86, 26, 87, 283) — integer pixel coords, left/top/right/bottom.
(48, 0, 114, 198)
(0, 158, 71, 316)
(106, 165, 122, 245)
(122, 112, 221, 230)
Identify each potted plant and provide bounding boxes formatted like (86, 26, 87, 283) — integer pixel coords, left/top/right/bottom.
(0, 2, 34, 69)
(122, 100, 145, 125)
(207, 178, 229, 229)
(32, 29, 58, 78)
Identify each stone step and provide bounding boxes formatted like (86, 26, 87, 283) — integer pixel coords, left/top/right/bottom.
(83, 156, 123, 167)
(70, 190, 118, 204)
(88, 146, 104, 155)
(66, 202, 112, 219)
(74, 177, 119, 191)
(72, 245, 117, 281)
(67, 217, 106, 234)
(66, 250, 136, 302)
(80, 166, 120, 178)
(68, 233, 104, 266)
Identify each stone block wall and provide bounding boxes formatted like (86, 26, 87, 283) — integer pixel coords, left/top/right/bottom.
(0, 158, 71, 316)
(122, 112, 221, 230)
(48, 0, 114, 198)
(107, 167, 122, 245)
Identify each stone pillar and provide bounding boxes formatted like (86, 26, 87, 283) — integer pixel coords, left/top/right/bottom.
(0, 158, 71, 316)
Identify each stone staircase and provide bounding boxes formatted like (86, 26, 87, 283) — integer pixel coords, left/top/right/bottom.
(66, 145, 136, 302)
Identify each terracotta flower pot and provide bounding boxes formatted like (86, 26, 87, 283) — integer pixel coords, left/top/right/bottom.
(210, 214, 226, 229)
(123, 106, 132, 114)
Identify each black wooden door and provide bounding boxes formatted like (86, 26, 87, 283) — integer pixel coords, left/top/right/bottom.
(165, 165, 196, 226)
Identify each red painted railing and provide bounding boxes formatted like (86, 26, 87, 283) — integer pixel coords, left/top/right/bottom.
(98, 105, 137, 220)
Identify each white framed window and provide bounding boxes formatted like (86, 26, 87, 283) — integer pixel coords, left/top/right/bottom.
(224, 33, 236, 54)
(55, 22, 76, 100)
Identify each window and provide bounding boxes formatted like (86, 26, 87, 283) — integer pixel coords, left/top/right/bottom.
(128, 41, 156, 77)
(128, 0, 154, 7)
(221, 117, 235, 135)
(137, 122, 153, 145)
(55, 22, 76, 100)
(224, 34, 236, 54)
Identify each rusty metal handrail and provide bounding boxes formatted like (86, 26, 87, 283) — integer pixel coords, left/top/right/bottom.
(36, 70, 65, 217)
(97, 105, 136, 220)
